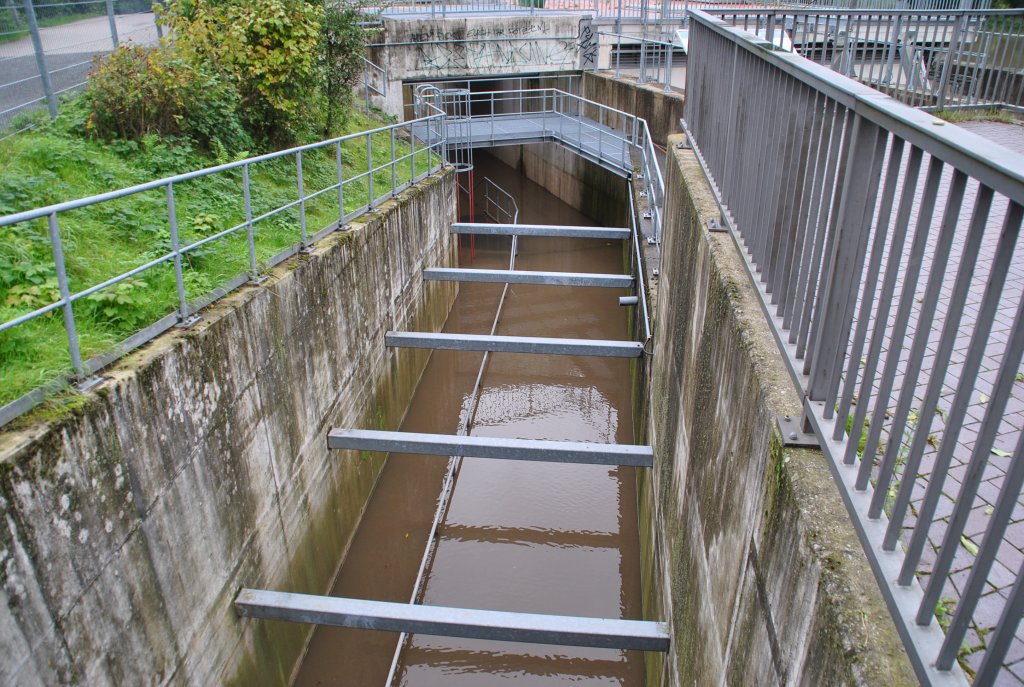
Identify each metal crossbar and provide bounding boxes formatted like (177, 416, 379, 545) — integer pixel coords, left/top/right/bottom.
(685, 9, 1024, 684)
(235, 589, 670, 651)
(327, 429, 655, 466)
(423, 267, 634, 287)
(452, 222, 631, 239)
(385, 332, 645, 357)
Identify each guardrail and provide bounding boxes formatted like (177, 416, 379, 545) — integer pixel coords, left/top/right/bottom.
(441, 87, 665, 245)
(706, 8, 1024, 109)
(478, 176, 519, 225)
(0, 108, 446, 427)
(684, 8, 1024, 684)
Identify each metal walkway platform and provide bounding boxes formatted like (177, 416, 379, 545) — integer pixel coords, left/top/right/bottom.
(327, 429, 655, 467)
(236, 589, 670, 651)
(414, 112, 633, 177)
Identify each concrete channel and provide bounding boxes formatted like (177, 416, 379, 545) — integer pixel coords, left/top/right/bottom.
(0, 66, 925, 686)
(293, 151, 647, 685)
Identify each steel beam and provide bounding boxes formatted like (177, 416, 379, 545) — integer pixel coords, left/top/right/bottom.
(423, 268, 633, 288)
(235, 590, 670, 651)
(327, 429, 654, 467)
(451, 223, 630, 239)
(385, 332, 643, 358)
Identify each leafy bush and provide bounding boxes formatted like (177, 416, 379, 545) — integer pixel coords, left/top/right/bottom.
(320, 2, 370, 135)
(86, 44, 252, 153)
(164, 0, 324, 146)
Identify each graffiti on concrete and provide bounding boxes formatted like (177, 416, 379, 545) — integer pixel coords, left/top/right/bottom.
(578, 20, 597, 70)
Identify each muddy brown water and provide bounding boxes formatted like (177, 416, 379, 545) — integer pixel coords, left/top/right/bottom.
(293, 152, 644, 687)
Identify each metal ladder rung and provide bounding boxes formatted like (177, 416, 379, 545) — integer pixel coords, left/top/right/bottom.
(235, 589, 670, 651)
(423, 267, 634, 288)
(385, 332, 643, 358)
(327, 429, 654, 467)
(452, 222, 630, 239)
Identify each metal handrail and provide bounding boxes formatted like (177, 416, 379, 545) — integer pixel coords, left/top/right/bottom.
(0, 105, 447, 426)
(685, 8, 1024, 684)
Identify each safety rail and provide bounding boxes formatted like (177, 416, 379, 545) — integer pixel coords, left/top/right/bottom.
(363, 0, 990, 21)
(0, 108, 446, 427)
(685, 9, 1024, 685)
(359, 54, 388, 112)
(706, 8, 1024, 109)
(434, 88, 664, 245)
(478, 176, 519, 225)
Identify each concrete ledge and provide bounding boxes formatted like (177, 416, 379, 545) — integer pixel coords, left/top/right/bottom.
(645, 135, 916, 686)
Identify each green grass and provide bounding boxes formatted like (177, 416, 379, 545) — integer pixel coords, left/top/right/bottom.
(0, 98, 442, 406)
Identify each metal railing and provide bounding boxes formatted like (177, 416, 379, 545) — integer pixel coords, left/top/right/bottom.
(479, 176, 519, 224)
(706, 8, 1024, 108)
(0, 107, 446, 427)
(684, 8, 1024, 684)
(432, 88, 665, 244)
(359, 54, 387, 113)
(362, 0, 993, 21)
(600, 30, 682, 90)
(0, 0, 160, 133)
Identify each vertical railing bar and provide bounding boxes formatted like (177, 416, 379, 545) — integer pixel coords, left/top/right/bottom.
(297, 151, 308, 249)
(843, 143, 923, 466)
(834, 137, 905, 439)
(762, 75, 797, 293)
(854, 155, 944, 484)
(336, 141, 345, 224)
(770, 82, 813, 309)
(242, 164, 258, 281)
(752, 60, 780, 264)
(811, 119, 887, 412)
(166, 183, 189, 322)
(784, 91, 829, 334)
(48, 212, 84, 374)
(888, 194, 1019, 556)
(802, 106, 854, 373)
(367, 135, 375, 209)
(794, 100, 844, 356)
(973, 553, 1024, 685)
(862, 168, 966, 507)
(391, 128, 398, 198)
(914, 203, 1022, 623)
(874, 181, 992, 524)
(937, 289, 1024, 663)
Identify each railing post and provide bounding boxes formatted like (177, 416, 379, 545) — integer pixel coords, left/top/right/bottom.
(336, 141, 345, 226)
(297, 151, 308, 250)
(105, 0, 119, 49)
(166, 183, 193, 325)
(47, 213, 84, 375)
(935, 11, 967, 108)
(242, 164, 259, 282)
(367, 135, 375, 207)
(390, 128, 398, 197)
(22, 0, 57, 119)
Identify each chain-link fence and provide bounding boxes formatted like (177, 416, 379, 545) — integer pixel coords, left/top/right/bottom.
(0, 0, 161, 136)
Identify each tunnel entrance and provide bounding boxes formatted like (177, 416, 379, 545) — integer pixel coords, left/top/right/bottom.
(287, 151, 650, 686)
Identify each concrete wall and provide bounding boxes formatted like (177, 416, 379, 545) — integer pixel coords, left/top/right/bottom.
(0, 172, 457, 686)
(372, 15, 595, 116)
(582, 71, 684, 148)
(644, 137, 918, 686)
(488, 142, 629, 224)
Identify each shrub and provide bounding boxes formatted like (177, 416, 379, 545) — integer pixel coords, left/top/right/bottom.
(86, 44, 252, 153)
(164, 0, 324, 146)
